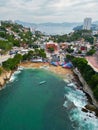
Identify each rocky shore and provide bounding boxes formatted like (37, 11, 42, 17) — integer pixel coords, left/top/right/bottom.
(0, 70, 12, 89)
(73, 68, 98, 116)
(0, 62, 98, 116)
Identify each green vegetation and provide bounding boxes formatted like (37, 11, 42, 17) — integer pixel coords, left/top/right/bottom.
(2, 49, 46, 70)
(0, 67, 3, 75)
(1, 21, 23, 31)
(0, 21, 36, 52)
(50, 30, 94, 44)
(66, 55, 98, 100)
(47, 47, 54, 53)
(51, 34, 67, 43)
(0, 40, 13, 54)
(38, 49, 46, 58)
(0, 21, 98, 98)
(0, 21, 46, 52)
(0, 31, 6, 38)
(2, 54, 22, 70)
(22, 49, 46, 61)
(66, 45, 74, 53)
(68, 30, 94, 44)
(86, 49, 96, 56)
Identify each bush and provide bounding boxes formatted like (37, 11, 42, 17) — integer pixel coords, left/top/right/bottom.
(0, 67, 3, 75)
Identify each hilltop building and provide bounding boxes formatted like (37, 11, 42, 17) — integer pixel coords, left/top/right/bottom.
(83, 18, 92, 30)
(45, 42, 59, 53)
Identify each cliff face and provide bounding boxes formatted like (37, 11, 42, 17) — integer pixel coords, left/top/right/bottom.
(0, 71, 12, 88)
(73, 68, 98, 108)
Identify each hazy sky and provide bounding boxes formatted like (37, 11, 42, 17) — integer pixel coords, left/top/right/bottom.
(0, 0, 98, 23)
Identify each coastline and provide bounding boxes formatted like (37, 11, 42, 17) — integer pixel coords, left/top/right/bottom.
(73, 68, 98, 116)
(0, 62, 98, 116)
(20, 62, 73, 78)
(20, 62, 98, 113)
(0, 62, 73, 90)
(0, 70, 12, 89)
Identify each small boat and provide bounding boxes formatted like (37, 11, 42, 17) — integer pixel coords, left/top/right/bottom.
(39, 81, 46, 85)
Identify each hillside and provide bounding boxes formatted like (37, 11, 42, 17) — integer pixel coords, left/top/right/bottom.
(0, 21, 34, 54)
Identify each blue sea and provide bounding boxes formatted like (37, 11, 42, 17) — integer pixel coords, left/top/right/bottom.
(0, 68, 98, 130)
(36, 25, 74, 35)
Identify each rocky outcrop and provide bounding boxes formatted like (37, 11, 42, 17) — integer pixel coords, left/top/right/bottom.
(73, 68, 98, 108)
(0, 71, 12, 89)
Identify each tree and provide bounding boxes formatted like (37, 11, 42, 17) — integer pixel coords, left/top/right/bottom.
(2, 54, 22, 70)
(90, 74, 98, 89)
(0, 67, 3, 75)
(0, 40, 13, 52)
(83, 65, 95, 83)
(47, 47, 54, 53)
(72, 57, 88, 73)
(27, 50, 34, 60)
(86, 49, 96, 56)
(2, 58, 16, 70)
(22, 54, 28, 61)
(38, 49, 46, 58)
(14, 54, 22, 64)
(13, 40, 20, 47)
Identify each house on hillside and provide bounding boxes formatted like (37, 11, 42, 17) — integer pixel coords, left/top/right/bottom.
(45, 42, 59, 53)
(59, 43, 68, 50)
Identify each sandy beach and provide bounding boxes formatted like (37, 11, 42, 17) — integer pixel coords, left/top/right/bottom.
(0, 62, 73, 89)
(0, 62, 98, 116)
(20, 62, 73, 78)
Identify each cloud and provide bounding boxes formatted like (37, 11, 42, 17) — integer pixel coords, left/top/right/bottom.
(0, 0, 98, 23)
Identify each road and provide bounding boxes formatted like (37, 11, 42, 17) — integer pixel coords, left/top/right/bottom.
(86, 56, 98, 72)
(0, 54, 14, 65)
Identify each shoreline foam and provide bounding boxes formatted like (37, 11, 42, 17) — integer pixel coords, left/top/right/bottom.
(0, 62, 98, 116)
(20, 62, 73, 78)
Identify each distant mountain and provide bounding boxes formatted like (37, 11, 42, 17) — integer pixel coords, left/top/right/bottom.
(73, 21, 98, 31)
(15, 20, 98, 34)
(15, 20, 37, 28)
(15, 20, 82, 28)
(73, 25, 83, 31)
(73, 24, 98, 31)
(38, 22, 82, 27)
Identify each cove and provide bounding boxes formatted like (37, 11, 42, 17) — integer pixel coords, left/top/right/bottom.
(0, 69, 98, 130)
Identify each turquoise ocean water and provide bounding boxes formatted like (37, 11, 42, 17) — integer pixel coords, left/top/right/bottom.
(0, 68, 98, 130)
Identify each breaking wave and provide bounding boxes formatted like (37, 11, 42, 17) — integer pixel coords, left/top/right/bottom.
(63, 82, 98, 130)
(9, 69, 23, 82)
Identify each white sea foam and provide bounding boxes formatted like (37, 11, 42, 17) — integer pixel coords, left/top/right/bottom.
(67, 83, 75, 87)
(70, 108, 98, 130)
(64, 82, 98, 130)
(18, 66, 24, 71)
(64, 86, 87, 108)
(40, 65, 49, 70)
(9, 70, 21, 82)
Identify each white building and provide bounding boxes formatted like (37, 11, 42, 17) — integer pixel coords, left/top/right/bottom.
(83, 18, 92, 30)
